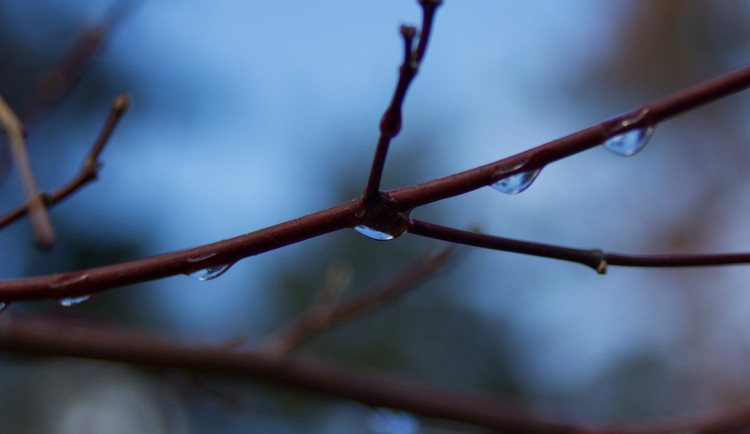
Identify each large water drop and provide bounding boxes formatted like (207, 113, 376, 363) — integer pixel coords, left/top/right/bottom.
(604, 108, 655, 157)
(56, 295, 93, 307)
(354, 226, 395, 241)
(492, 169, 541, 194)
(604, 125, 654, 157)
(186, 263, 234, 281)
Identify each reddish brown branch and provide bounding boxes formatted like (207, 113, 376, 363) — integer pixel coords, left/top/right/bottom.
(0, 95, 55, 248)
(384, 63, 750, 211)
(0, 93, 131, 231)
(2, 61, 750, 303)
(407, 219, 750, 274)
(265, 246, 455, 358)
(363, 0, 442, 201)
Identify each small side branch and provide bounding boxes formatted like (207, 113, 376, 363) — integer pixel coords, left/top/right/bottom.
(265, 246, 455, 358)
(407, 219, 750, 274)
(363, 0, 442, 201)
(0, 93, 130, 231)
(0, 95, 55, 248)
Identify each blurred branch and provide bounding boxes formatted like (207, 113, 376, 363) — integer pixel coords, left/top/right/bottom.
(407, 219, 750, 274)
(20, 0, 139, 126)
(0, 93, 130, 231)
(363, 0, 442, 201)
(264, 245, 456, 359)
(0, 95, 55, 248)
(3, 314, 750, 433)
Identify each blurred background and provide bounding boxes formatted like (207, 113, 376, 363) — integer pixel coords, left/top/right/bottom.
(1, 0, 750, 432)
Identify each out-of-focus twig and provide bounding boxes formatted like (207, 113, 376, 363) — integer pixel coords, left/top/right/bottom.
(20, 0, 139, 126)
(0, 93, 130, 232)
(0, 95, 55, 248)
(264, 246, 455, 359)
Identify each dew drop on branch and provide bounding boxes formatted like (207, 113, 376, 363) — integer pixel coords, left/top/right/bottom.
(491, 169, 541, 194)
(185, 263, 235, 281)
(604, 125, 654, 157)
(56, 294, 93, 307)
(603, 108, 655, 157)
(0, 302, 8, 313)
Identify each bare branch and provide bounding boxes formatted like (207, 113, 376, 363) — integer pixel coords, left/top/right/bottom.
(0, 93, 130, 231)
(0, 95, 55, 248)
(407, 219, 750, 274)
(384, 64, 750, 211)
(363, 0, 442, 201)
(265, 246, 455, 358)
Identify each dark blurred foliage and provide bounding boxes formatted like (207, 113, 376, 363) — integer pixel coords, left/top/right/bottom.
(0, 1, 750, 433)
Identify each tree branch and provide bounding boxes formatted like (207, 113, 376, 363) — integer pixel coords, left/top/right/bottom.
(363, 0, 442, 201)
(407, 219, 750, 274)
(0, 95, 55, 248)
(0, 93, 130, 231)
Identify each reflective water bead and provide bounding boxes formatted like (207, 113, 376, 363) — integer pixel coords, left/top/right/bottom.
(354, 225, 395, 241)
(604, 125, 654, 157)
(57, 295, 93, 307)
(0, 302, 8, 313)
(186, 263, 233, 281)
(491, 169, 541, 194)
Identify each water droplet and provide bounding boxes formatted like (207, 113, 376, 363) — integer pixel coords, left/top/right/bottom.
(492, 169, 541, 194)
(187, 252, 217, 263)
(0, 302, 8, 313)
(369, 408, 419, 434)
(354, 226, 395, 241)
(56, 294, 93, 307)
(186, 263, 234, 281)
(604, 126, 654, 157)
(604, 108, 655, 157)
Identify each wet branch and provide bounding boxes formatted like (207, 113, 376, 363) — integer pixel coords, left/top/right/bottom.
(407, 219, 750, 274)
(363, 0, 442, 201)
(0, 95, 55, 248)
(264, 246, 455, 359)
(0, 94, 130, 232)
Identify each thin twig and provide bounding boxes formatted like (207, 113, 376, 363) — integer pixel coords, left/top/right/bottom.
(0, 95, 55, 248)
(362, 0, 442, 201)
(0, 93, 131, 231)
(265, 246, 455, 358)
(407, 219, 750, 274)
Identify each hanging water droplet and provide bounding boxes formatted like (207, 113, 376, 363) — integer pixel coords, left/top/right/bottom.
(0, 302, 8, 313)
(369, 408, 419, 434)
(56, 294, 93, 307)
(186, 263, 234, 281)
(603, 108, 655, 157)
(354, 225, 395, 241)
(604, 125, 654, 157)
(492, 169, 541, 194)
